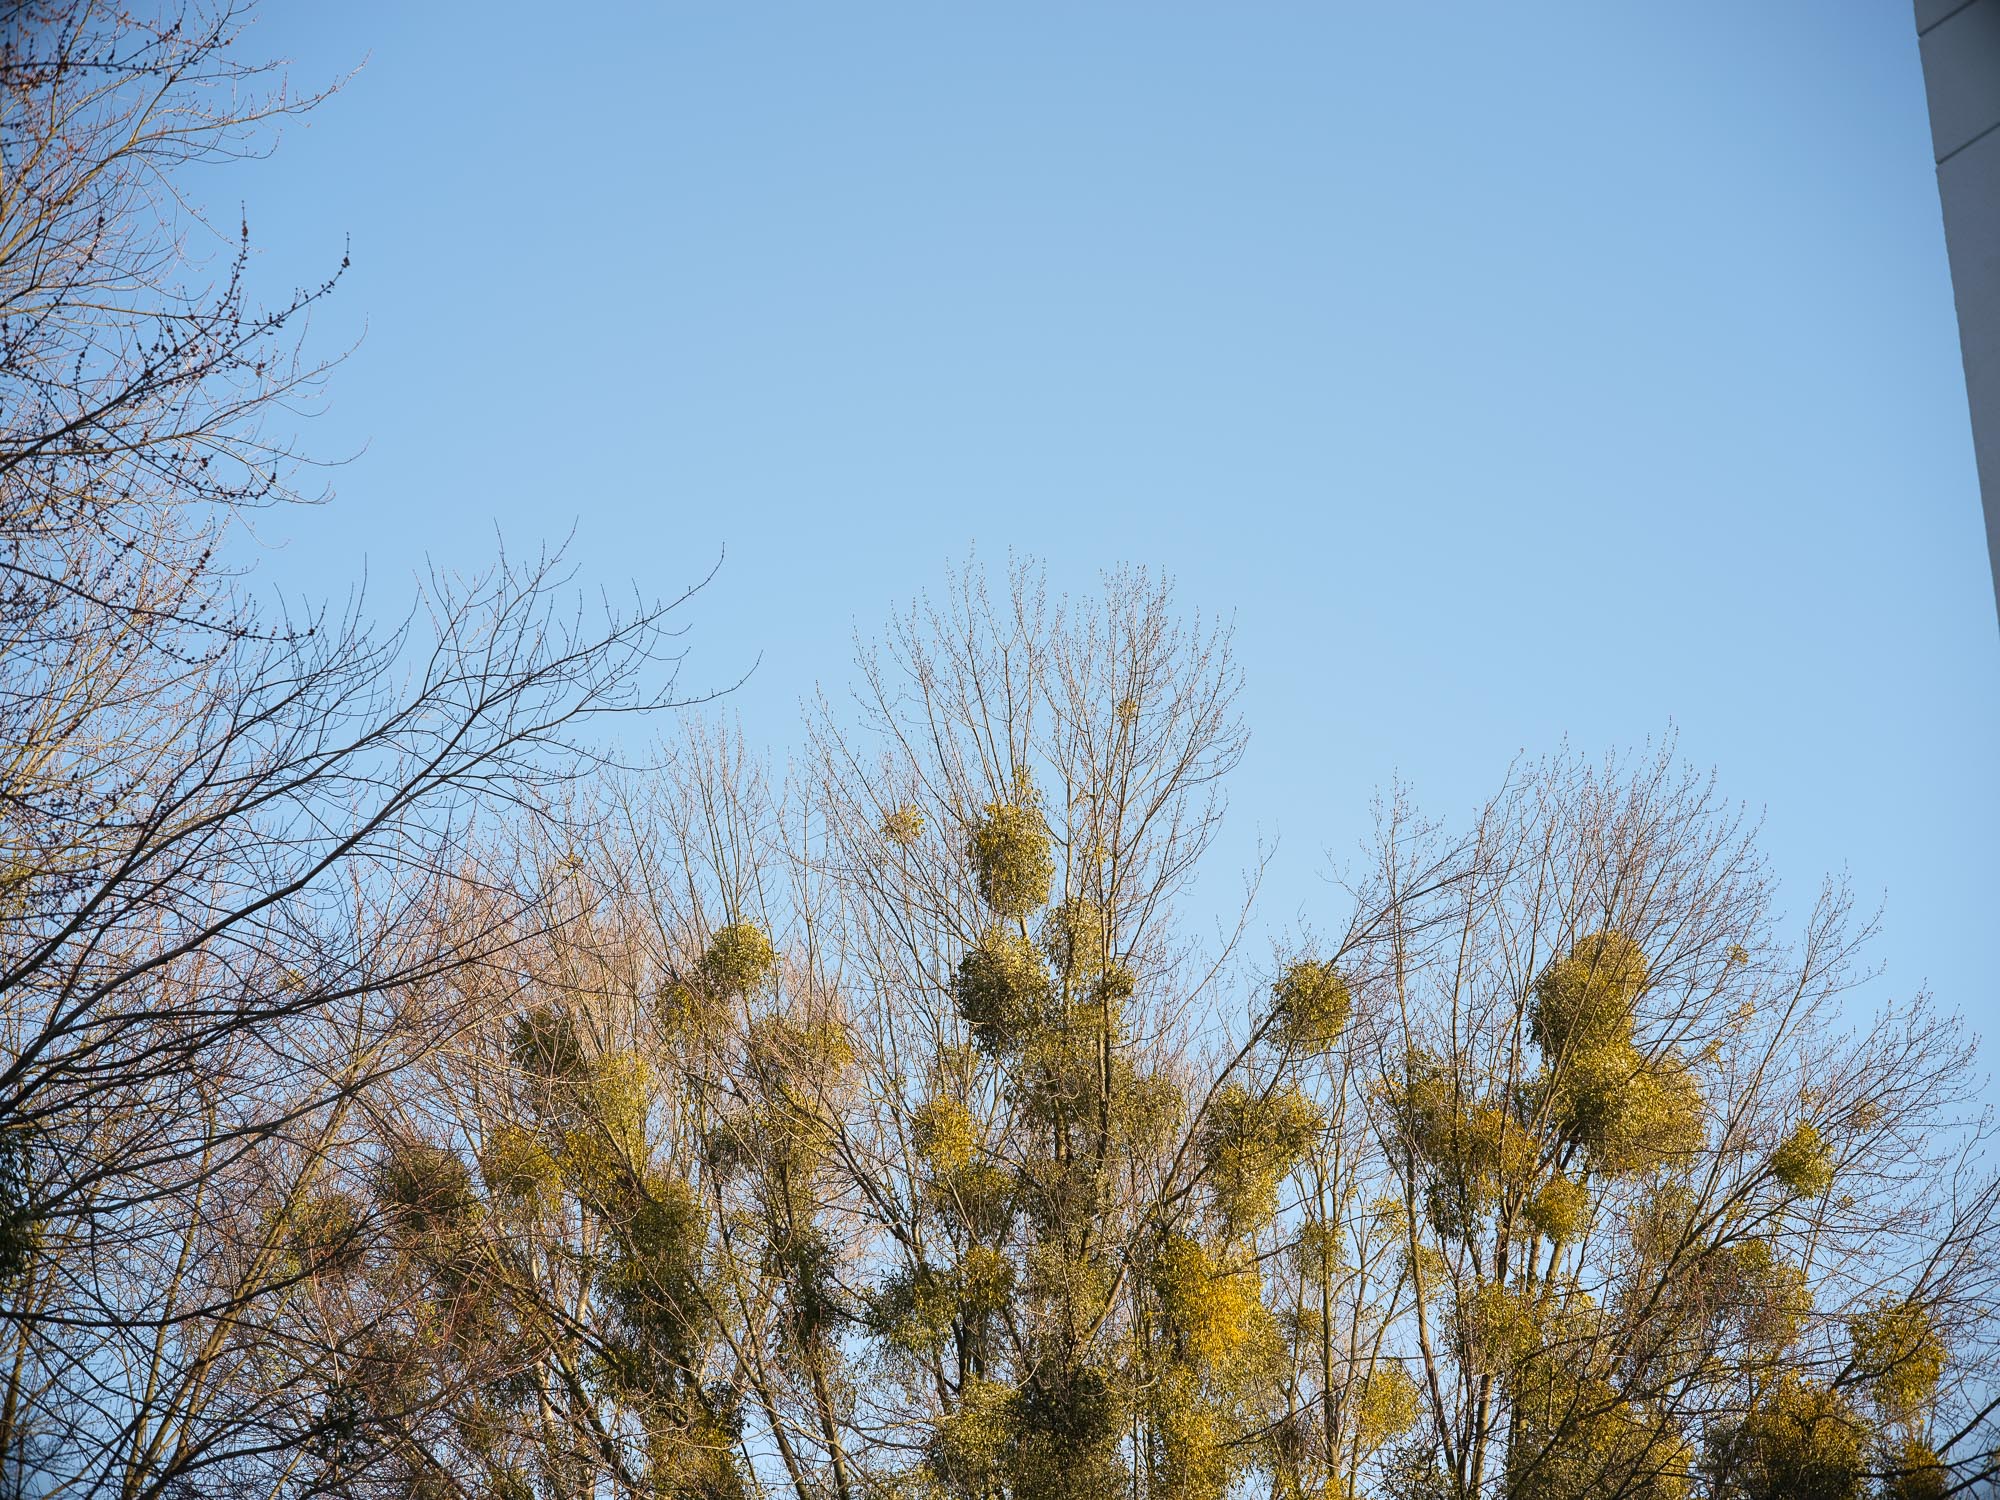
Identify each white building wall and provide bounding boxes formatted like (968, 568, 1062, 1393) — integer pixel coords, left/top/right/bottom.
(1917, 0, 2000, 622)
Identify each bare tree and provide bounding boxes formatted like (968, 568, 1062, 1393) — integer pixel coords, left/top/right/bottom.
(0, 4, 718, 1492)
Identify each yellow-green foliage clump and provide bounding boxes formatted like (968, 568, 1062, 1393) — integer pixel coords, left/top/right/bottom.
(1531, 929, 1649, 1059)
(1271, 957, 1352, 1054)
(930, 1376, 1014, 1495)
(1352, 1362, 1421, 1452)
(953, 927, 1047, 1050)
(1095, 960, 1136, 1007)
(956, 1245, 1015, 1321)
(1111, 1068, 1185, 1154)
(1294, 1220, 1345, 1283)
(480, 1123, 561, 1200)
(263, 1191, 365, 1282)
(1421, 1114, 1521, 1241)
(1726, 1239, 1813, 1352)
(1369, 1193, 1449, 1289)
(1152, 1233, 1268, 1367)
(509, 1003, 590, 1084)
(1022, 1238, 1114, 1324)
(1385, 1053, 1538, 1239)
(1198, 1083, 1322, 1233)
(930, 1362, 1127, 1500)
(1380, 1051, 1450, 1145)
(882, 802, 925, 846)
(0, 1130, 40, 1287)
(1385, 1052, 1512, 1178)
(1010, 1365, 1127, 1500)
(646, 1407, 750, 1500)
(872, 1264, 958, 1360)
(928, 1160, 1015, 1239)
(1526, 937, 1706, 1175)
(596, 1170, 709, 1369)
(1708, 1376, 1867, 1500)
(1457, 1282, 1542, 1374)
(1591, 1053, 1706, 1174)
(1547, 1040, 1638, 1150)
(1523, 1173, 1589, 1244)
(591, 1050, 652, 1146)
(1511, 1362, 1693, 1500)
(549, 1049, 657, 1190)
(1881, 1439, 1950, 1500)
(749, 1012, 855, 1081)
(876, 1247, 1016, 1364)
(700, 920, 777, 997)
(1848, 1300, 1946, 1427)
(912, 1094, 977, 1174)
(1147, 1369, 1236, 1500)
(968, 780, 1055, 920)
(377, 1139, 478, 1236)
(1770, 1119, 1834, 1200)
(653, 980, 709, 1039)
(1040, 897, 1107, 985)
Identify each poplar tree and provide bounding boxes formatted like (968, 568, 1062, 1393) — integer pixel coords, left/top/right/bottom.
(338, 565, 2000, 1500)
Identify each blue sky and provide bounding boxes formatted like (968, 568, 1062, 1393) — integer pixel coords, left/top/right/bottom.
(234, 4, 1996, 1048)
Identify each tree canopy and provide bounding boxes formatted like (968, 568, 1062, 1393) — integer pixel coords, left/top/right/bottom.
(0, 4, 1994, 1498)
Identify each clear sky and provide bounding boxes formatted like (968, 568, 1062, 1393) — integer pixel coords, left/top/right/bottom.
(231, 4, 1997, 1050)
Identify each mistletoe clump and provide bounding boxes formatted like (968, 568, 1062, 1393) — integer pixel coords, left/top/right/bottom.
(930, 1376, 1015, 1495)
(1725, 1239, 1814, 1352)
(1770, 1119, 1834, 1200)
(1146, 1370, 1237, 1500)
(479, 1123, 561, 1201)
(1271, 957, 1352, 1053)
(1152, 1233, 1267, 1368)
(1881, 1439, 1950, 1500)
(594, 1050, 654, 1149)
(1510, 1358, 1694, 1500)
(0, 1130, 40, 1286)
(509, 1003, 591, 1085)
(871, 1262, 960, 1361)
(969, 778, 1055, 920)
(1591, 1052, 1706, 1174)
(1530, 929, 1650, 1059)
(1198, 1083, 1321, 1235)
(591, 1169, 714, 1427)
(1040, 897, 1107, 986)
(700, 920, 777, 997)
(1458, 1281, 1543, 1375)
(1523, 1173, 1590, 1244)
(263, 1192, 366, 1284)
(1530, 934, 1708, 1175)
(1848, 1299, 1946, 1428)
(1012, 1364, 1129, 1500)
(376, 1139, 478, 1238)
(912, 1094, 978, 1174)
(1705, 1375, 1867, 1500)
(1383, 1054, 1539, 1241)
(953, 927, 1049, 1051)
(882, 802, 925, 846)
(1351, 1363, 1421, 1453)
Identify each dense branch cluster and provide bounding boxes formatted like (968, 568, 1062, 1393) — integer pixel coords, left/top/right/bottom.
(223, 567, 1996, 1500)
(0, 3, 702, 1491)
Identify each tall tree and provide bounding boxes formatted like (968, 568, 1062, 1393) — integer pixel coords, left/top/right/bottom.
(366, 566, 2000, 1500)
(1333, 751, 2000, 1500)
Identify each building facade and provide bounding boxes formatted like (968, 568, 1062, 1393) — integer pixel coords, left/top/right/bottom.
(1916, 1, 2000, 620)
